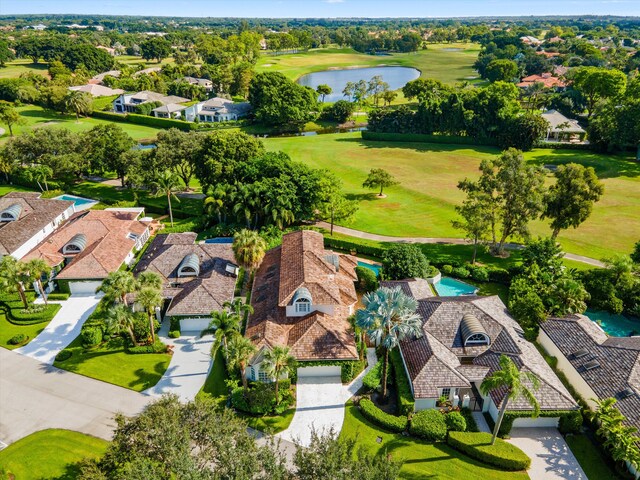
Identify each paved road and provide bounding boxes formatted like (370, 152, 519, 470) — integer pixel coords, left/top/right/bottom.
(0, 348, 149, 444)
(15, 295, 102, 365)
(144, 324, 214, 402)
(277, 348, 377, 447)
(508, 428, 587, 479)
(316, 222, 605, 268)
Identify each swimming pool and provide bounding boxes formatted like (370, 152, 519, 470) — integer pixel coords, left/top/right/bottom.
(204, 237, 234, 244)
(357, 261, 382, 277)
(54, 194, 98, 211)
(434, 277, 478, 296)
(584, 309, 640, 337)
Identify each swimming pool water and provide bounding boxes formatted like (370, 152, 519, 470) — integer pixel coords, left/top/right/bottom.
(584, 309, 640, 337)
(204, 237, 234, 244)
(434, 277, 478, 296)
(357, 261, 381, 277)
(55, 194, 96, 207)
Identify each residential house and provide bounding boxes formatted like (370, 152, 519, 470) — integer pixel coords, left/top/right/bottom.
(113, 91, 189, 113)
(182, 76, 214, 93)
(385, 280, 578, 427)
(245, 230, 359, 381)
(132, 67, 162, 77)
(539, 315, 639, 477)
(517, 72, 567, 90)
(154, 97, 251, 122)
(0, 192, 75, 260)
(69, 84, 124, 97)
(520, 36, 542, 46)
(92, 70, 121, 84)
(132, 233, 238, 332)
(541, 109, 586, 143)
(96, 45, 117, 56)
(22, 208, 150, 295)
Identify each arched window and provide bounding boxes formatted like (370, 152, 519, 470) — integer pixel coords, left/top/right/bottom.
(177, 253, 200, 277)
(63, 233, 87, 254)
(461, 313, 490, 347)
(0, 204, 22, 222)
(293, 287, 312, 314)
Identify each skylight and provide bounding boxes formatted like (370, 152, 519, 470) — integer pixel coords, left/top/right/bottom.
(573, 348, 589, 359)
(583, 360, 600, 371)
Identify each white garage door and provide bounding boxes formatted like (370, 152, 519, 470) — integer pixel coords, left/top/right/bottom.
(69, 281, 103, 296)
(512, 417, 559, 428)
(179, 318, 211, 333)
(297, 366, 341, 377)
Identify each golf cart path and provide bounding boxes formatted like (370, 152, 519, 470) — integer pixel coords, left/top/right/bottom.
(315, 222, 605, 268)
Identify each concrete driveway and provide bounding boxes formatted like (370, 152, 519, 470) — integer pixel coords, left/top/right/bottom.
(0, 348, 149, 444)
(277, 348, 377, 447)
(508, 428, 587, 479)
(143, 330, 214, 402)
(15, 294, 102, 365)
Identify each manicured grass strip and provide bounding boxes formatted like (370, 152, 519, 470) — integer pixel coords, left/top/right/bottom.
(238, 408, 296, 434)
(53, 335, 171, 392)
(339, 403, 528, 480)
(197, 349, 229, 404)
(0, 429, 108, 480)
(0, 312, 47, 350)
(565, 434, 622, 480)
(447, 431, 531, 471)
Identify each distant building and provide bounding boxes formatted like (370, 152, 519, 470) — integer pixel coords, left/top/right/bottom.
(541, 110, 586, 143)
(69, 84, 124, 97)
(517, 73, 566, 89)
(113, 91, 190, 113)
(520, 35, 541, 46)
(182, 76, 213, 92)
(152, 97, 251, 123)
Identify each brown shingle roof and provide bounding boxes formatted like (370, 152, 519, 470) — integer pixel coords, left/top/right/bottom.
(246, 230, 358, 361)
(23, 210, 148, 280)
(0, 192, 74, 256)
(133, 233, 237, 317)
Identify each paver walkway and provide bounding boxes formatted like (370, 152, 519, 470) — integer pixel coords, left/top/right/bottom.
(277, 348, 377, 447)
(316, 222, 605, 268)
(0, 347, 149, 444)
(14, 294, 102, 365)
(143, 322, 214, 402)
(507, 428, 587, 479)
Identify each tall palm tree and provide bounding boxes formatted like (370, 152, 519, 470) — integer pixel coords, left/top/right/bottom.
(262, 345, 296, 405)
(223, 298, 254, 321)
(232, 184, 259, 229)
(226, 335, 257, 393)
(201, 310, 241, 360)
(480, 354, 540, 445)
(137, 271, 163, 290)
(96, 270, 137, 306)
(355, 286, 422, 400)
(24, 258, 51, 305)
(153, 170, 181, 227)
(232, 229, 267, 275)
(104, 304, 139, 347)
(136, 286, 162, 344)
(0, 256, 29, 309)
(204, 184, 234, 225)
(64, 90, 92, 122)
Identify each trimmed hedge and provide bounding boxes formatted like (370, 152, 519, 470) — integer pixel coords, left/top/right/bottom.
(362, 131, 498, 146)
(484, 409, 578, 436)
(445, 411, 467, 432)
(46, 293, 70, 301)
(323, 237, 385, 258)
(127, 340, 169, 354)
(81, 326, 103, 347)
(168, 330, 180, 339)
(362, 360, 383, 391)
(8, 333, 27, 345)
(7, 303, 61, 325)
(91, 110, 196, 131)
(293, 359, 365, 384)
(409, 409, 448, 441)
(359, 398, 408, 433)
(460, 407, 480, 433)
(55, 349, 73, 362)
(447, 431, 531, 471)
(390, 348, 415, 415)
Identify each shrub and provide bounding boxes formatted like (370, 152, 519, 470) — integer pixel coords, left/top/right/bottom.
(8, 303, 61, 324)
(426, 265, 440, 278)
(447, 431, 531, 471)
(325, 100, 356, 123)
(445, 411, 467, 432)
(46, 293, 70, 301)
(469, 266, 489, 282)
(127, 340, 168, 354)
(355, 266, 379, 293)
(55, 349, 73, 362)
(442, 265, 453, 275)
(323, 237, 386, 258)
(390, 348, 414, 415)
(8, 333, 27, 345)
(460, 407, 479, 433)
(231, 380, 293, 415)
(81, 326, 103, 347)
(362, 360, 383, 391)
(487, 267, 511, 285)
(559, 410, 583, 434)
(383, 244, 429, 280)
(359, 398, 408, 433)
(451, 266, 470, 279)
(410, 409, 448, 441)
(168, 330, 180, 339)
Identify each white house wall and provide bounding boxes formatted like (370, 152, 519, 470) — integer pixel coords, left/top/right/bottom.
(11, 206, 75, 260)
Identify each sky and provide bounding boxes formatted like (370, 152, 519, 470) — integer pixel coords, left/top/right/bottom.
(1, 0, 639, 18)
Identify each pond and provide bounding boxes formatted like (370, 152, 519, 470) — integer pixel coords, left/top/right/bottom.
(297, 66, 420, 103)
(584, 309, 640, 337)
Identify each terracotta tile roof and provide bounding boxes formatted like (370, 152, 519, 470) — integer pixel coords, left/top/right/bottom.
(541, 315, 640, 431)
(23, 210, 148, 280)
(388, 289, 577, 410)
(0, 192, 74, 256)
(133, 233, 236, 317)
(246, 230, 358, 361)
(517, 73, 566, 88)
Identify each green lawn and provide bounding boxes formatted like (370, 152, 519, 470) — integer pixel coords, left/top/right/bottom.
(53, 335, 171, 391)
(1, 105, 162, 143)
(266, 133, 639, 259)
(339, 403, 528, 480)
(239, 407, 296, 434)
(256, 44, 482, 85)
(565, 434, 622, 480)
(0, 59, 50, 79)
(0, 312, 48, 350)
(0, 429, 108, 480)
(197, 349, 229, 405)
(0, 184, 35, 197)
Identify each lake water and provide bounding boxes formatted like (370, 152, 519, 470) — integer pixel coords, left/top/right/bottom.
(297, 66, 420, 103)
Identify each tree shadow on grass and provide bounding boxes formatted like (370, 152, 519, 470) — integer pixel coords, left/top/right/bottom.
(334, 136, 500, 155)
(529, 150, 640, 180)
(345, 192, 380, 202)
(128, 361, 168, 391)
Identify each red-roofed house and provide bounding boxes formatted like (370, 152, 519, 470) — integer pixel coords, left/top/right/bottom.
(517, 72, 567, 89)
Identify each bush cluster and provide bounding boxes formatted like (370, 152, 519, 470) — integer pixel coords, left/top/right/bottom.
(168, 330, 180, 339)
(355, 266, 379, 293)
(359, 399, 408, 433)
(92, 110, 195, 131)
(389, 348, 415, 415)
(362, 360, 383, 391)
(8, 333, 27, 345)
(81, 326, 103, 347)
(46, 293, 70, 301)
(231, 380, 293, 415)
(127, 340, 169, 354)
(447, 431, 531, 471)
(559, 410, 583, 434)
(445, 411, 467, 432)
(409, 409, 448, 441)
(55, 349, 73, 362)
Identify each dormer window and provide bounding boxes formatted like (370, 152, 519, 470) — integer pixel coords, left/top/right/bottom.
(0, 203, 22, 222)
(63, 233, 87, 254)
(177, 253, 200, 278)
(293, 287, 312, 314)
(461, 313, 490, 347)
